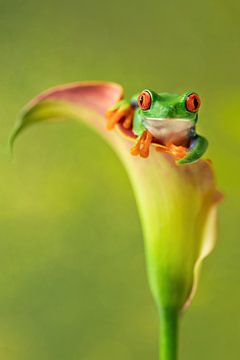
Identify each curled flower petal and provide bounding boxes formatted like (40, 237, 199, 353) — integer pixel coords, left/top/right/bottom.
(10, 81, 222, 313)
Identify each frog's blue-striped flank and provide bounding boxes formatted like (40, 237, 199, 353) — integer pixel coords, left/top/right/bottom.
(106, 89, 208, 164)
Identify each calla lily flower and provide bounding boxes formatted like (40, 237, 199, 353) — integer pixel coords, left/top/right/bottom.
(10, 82, 222, 360)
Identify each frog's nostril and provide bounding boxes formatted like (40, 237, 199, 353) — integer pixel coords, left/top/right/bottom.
(162, 105, 175, 117)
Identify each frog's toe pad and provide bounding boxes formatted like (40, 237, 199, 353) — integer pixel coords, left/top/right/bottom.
(140, 148, 150, 158)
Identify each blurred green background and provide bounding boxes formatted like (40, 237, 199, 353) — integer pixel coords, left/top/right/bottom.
(0, 0, 239, 359)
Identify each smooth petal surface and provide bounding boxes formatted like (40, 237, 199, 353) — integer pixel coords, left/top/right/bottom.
(10, 82, 222, 311)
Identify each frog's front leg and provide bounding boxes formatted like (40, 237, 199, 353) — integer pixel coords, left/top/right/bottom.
(105, 99, 135, 130)
(177, 135, 208, 165)
(130, 130, 153, 158)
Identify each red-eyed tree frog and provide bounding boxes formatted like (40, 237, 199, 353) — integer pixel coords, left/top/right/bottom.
(105, 89, 208, 164)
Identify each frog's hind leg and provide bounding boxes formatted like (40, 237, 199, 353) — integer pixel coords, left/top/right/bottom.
(130, 130, 153, 158)
(177, 135, 208, 164)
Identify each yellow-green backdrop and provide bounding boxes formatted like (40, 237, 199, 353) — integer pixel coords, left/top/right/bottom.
(0, 0, 239, 359)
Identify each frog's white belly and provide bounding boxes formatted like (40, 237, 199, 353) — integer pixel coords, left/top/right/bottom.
(143, 118, 193, 146)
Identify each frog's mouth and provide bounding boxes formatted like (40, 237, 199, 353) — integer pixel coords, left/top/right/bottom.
(143, 117, 193, 145)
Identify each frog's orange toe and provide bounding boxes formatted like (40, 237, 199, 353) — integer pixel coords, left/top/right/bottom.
(130, 130, 152, 158)
(106, 106, 134, 130)
(168, 143, 188, 160)
(140, 131, 152, 158)
(130, 144, 140, 156)
(106, 109, 122, 130)
(122, 108, 134, 129)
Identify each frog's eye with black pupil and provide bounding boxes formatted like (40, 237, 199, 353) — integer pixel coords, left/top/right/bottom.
(138, 91, 152, 110)
(186, 93, 201, 112)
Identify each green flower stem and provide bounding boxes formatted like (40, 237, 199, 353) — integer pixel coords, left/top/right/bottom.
(159, 308, 179, 360)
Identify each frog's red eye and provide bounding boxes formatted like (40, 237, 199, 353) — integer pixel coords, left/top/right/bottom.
(186, 93, 201, 112)
(138, 91, 152, 110)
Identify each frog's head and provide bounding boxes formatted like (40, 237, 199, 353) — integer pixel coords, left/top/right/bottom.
(137, 89, 201, 123)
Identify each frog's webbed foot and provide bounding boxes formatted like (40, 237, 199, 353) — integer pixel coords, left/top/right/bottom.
(167, 143, 188, 161)
(130, 130, 153, 158)
(155, 142, 188, 161)
(105, 100, 134, 130)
